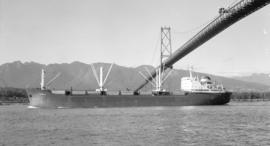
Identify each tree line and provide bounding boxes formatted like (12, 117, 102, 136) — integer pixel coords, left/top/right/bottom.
(231, 92, 270, 101)
(0, 87, 28, 103)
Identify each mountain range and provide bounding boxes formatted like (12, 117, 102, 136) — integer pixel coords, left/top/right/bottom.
(233, 73, 270, 87)
(0, 61, 269, 92)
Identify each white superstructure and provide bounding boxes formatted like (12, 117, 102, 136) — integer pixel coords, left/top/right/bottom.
(181, 69, 225, 93)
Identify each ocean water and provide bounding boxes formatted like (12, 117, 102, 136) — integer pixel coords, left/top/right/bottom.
(0, 102, 270, 146)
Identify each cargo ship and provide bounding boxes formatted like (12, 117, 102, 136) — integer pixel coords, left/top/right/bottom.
(26, 27, 232, 108)
(26, 66, 231, 108)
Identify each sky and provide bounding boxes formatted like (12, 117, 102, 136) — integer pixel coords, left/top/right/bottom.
(0, 0, 270, 77)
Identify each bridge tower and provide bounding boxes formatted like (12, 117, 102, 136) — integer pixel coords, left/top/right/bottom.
(160, 27, 172, 70)
(155, 27, 172, 93)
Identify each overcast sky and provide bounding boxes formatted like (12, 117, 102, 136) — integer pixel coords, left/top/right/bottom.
(0, 0, 270, 76)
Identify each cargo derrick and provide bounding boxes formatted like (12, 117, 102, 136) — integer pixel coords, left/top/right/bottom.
(135, 0, 270, 93)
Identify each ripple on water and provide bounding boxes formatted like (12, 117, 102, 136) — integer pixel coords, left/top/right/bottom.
(27, 105, 39, 109)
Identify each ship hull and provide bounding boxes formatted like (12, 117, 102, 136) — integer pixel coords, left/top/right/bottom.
(26, 89, 231, 108)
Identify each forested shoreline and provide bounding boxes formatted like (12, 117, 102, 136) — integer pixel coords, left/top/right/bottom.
(0, 87, 28, 103)
(231, 92, 270, 101)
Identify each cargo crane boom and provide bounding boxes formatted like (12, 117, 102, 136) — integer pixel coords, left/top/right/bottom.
(134, 0, 270, 93)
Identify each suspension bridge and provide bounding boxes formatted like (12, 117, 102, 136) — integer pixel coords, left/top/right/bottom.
(135, 0, 270, 92)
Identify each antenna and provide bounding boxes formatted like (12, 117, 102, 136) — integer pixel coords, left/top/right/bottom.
(189, 66, 193, 78)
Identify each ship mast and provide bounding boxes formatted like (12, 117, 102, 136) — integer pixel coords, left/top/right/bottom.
(99, 67, 103, 91)
(90, 63, 114, 94)
(40, 69, 46, 90)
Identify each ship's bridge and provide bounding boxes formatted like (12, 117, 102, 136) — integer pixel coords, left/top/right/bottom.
(200, 76, 212, 84)
(181, 75, 225, 92)
(181, 77, 202, 92)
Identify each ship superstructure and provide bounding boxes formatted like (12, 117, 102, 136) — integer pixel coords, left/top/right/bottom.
(181, 69, 225, 93)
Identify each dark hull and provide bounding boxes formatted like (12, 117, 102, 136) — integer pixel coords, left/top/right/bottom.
(26, 89, 231, 108)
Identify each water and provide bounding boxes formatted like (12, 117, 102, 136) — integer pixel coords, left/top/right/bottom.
(1, 102, 270, 146)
